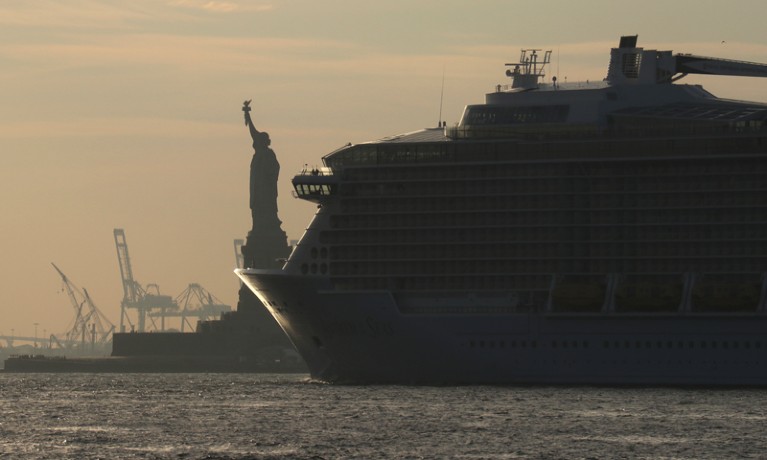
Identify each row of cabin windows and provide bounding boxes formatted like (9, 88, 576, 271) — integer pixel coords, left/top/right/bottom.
(294, 184, 333, 196)
(602, 340, 763, 350)
(339, 190, 767, 213)
(328, 258, 765, 276)
(329, 209, 766, 230)
(342, 159, 767, 183)
(341, 175, 767, 198)
(469, 339, 764, 350)
(329, 240, 767, 261)
(330, 276, 551, 291)
(342, 172, 767, 192)
(320, 224, 766, 245)
(326, 138, 767, 169)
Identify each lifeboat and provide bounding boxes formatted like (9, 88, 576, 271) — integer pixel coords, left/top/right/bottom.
(692, 283, 761, 312)
(615, 282, 682, 312)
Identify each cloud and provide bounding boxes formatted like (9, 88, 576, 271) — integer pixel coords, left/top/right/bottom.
(0, 31, 361, 81)
(169, 0, 274, 13)
(0, 0, 273, 30)
(0, 117, 236, 140)
(0, 1, 161, 30)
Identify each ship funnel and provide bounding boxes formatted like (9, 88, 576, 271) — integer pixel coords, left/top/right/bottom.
(607, 35, 767, 86)
(605, 35, 674, 85)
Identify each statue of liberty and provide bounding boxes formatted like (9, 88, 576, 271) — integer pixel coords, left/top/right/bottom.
(240, 100, 290, 270)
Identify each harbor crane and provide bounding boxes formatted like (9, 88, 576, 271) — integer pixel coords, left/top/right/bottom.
(51, 263, 115, 350)
(114, 228, 177, 332)
(149, 283, 232, 332)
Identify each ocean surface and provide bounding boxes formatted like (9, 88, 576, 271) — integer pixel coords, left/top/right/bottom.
(1, 373, 766, 459)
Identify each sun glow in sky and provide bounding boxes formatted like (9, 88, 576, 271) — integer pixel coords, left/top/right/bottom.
(1, 0, 766, 340)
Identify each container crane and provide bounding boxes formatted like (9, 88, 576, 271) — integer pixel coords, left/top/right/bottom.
(149, 283, 231, 332)
(51, 263, 115, 351)
(113, 229, 177, 332)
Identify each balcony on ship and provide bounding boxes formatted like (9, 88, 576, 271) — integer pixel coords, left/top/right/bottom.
(292, 166, 336, 202)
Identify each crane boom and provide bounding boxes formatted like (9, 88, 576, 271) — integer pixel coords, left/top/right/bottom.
(114, 228, 146, 332)
(50, 263, 115, 350)
(114, 229, 140, 303)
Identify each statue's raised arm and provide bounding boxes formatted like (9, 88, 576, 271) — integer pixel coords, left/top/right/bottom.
(242, 99, 258, 139)
(242, 99, 271, 152)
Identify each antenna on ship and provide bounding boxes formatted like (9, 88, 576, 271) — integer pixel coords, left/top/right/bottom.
(437, 66, 445, 128)
(505, 48, 551, 90)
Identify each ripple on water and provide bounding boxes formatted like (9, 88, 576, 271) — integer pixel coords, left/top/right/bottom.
(0, 374, 766, 459)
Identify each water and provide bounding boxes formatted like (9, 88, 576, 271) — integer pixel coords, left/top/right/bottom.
(1, 373, 766, 459)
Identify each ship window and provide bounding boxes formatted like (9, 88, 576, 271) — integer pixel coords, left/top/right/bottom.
(462, 104, 569, 126)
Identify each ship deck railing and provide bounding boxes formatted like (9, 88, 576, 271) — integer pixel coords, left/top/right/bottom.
(297, 166, 333, 177)
(445, 123, 767, 141)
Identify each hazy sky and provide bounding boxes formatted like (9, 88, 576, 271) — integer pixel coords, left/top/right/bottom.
(2, 0, 767, 341)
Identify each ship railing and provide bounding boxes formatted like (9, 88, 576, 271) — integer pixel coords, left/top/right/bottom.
(494, 81, 608, 93)
(446, 122, 767, 141)
(445, 124, 602, 140)
(297, 166, 333, 177)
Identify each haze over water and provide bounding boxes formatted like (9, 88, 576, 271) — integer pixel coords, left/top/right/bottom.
(1, 373, 766, 459)
(3, 4, 767, 457)
(2, 0, 767, 339)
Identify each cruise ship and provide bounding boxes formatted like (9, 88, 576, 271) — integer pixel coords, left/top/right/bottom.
(237, 36, 767, 384)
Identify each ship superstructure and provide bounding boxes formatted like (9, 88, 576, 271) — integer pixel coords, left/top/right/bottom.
(238, 36, 767, 384)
